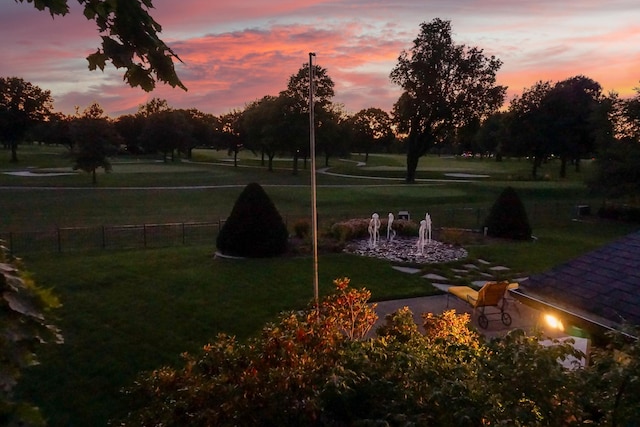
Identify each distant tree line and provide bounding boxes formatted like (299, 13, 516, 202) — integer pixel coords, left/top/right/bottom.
(3, 18, 640, 196)
(389, 19, 640, 195)
(0, 72, 397, 184)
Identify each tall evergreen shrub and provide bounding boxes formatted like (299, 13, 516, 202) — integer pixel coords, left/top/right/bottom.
(216, 182, 289, 257)
(483, 186, 532, 240)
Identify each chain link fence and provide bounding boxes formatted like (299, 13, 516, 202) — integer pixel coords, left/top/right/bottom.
(350, 201, 587, 230)
(1, 202, 591, 255)
(1, 222, 222, 255)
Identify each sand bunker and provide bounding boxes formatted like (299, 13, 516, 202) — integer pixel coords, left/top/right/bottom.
(3, 170, 76, 177)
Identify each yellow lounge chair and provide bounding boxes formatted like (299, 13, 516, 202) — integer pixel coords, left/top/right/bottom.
(447, 281, 514, 329)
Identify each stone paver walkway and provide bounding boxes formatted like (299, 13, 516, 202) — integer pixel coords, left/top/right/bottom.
(349, 237, 537, 337)
(345, 236, 527, 291)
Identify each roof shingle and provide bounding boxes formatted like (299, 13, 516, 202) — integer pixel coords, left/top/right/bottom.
(520, 231, 640, 327)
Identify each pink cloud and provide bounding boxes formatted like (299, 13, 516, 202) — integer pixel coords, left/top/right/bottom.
(133, 23, 407, 115)
(2, 0, 639, 118)
(497, 21, 640, 99)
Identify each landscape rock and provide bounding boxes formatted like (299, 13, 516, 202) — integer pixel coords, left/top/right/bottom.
(343, 237, 467, 264)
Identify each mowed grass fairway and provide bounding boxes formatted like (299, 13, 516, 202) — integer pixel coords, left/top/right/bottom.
(1, 146, 595, 230)
(2, 145, 638, 426)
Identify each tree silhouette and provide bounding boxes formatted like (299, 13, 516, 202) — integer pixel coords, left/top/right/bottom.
(390, 18, 505, 182)
(0, 77, 54, 162)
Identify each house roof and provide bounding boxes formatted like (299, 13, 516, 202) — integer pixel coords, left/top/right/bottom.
(516, 230, 640, 331)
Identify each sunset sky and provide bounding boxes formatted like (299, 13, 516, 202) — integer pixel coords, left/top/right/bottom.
(2, 0, 639, 118)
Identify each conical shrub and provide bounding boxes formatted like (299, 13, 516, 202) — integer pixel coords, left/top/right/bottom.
(216, 182, 289, 257)
(483, 186, 532, 240)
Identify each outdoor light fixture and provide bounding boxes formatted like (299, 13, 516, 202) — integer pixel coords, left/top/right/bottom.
(544, 313, 564, 331)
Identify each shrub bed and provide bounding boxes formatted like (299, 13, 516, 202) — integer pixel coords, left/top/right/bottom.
(327, 218, 418, 243)
(598, 202, 640, 223)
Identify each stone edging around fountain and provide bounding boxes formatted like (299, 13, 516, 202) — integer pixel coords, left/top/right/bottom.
(343, 236, 468, 264)
(213, 251, 246, 260)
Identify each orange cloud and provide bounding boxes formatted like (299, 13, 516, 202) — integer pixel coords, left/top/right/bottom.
(2, 0, 639, 117)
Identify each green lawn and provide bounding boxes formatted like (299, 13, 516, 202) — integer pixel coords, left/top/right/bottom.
(17, 248, 438, 426)
(1, 146, 599, 232)
(16, 219, 639, 427)
(3, 144, 638, 426)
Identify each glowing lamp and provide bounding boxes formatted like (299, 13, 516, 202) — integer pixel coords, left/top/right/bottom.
(544, 313, 564, 331)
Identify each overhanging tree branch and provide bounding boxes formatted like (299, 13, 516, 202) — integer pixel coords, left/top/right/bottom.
(15, 0, 187, 91)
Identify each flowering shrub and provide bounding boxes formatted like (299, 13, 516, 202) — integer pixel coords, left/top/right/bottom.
(328, 218, 370, 242)
(422, 309, 479, 348)
(292, 218, 311, 239)
(122, 278, 378, 426)
(121, 278, 640, 426)
(438, 227, 466, 245)
(376, 306, 423, 342)
(598, 202, 640, 223)
(320, 277, 377, 340)
(390, 218, 419, 236)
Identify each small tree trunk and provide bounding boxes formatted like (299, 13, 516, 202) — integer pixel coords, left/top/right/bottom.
(10, 141, 18, 163)
(559, 157, 567, 178)
(292, 151, 299, 176)
(531, 156, 541, 179)
(406, 156, 419, 182)
(268, 153, 275, 172)
(405, 131, 426, 183)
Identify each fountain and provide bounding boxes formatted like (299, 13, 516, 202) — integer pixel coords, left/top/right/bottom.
(344, 212, 467, 264)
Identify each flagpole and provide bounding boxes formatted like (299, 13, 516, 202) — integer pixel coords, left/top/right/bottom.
(308, 52, 319, 304)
